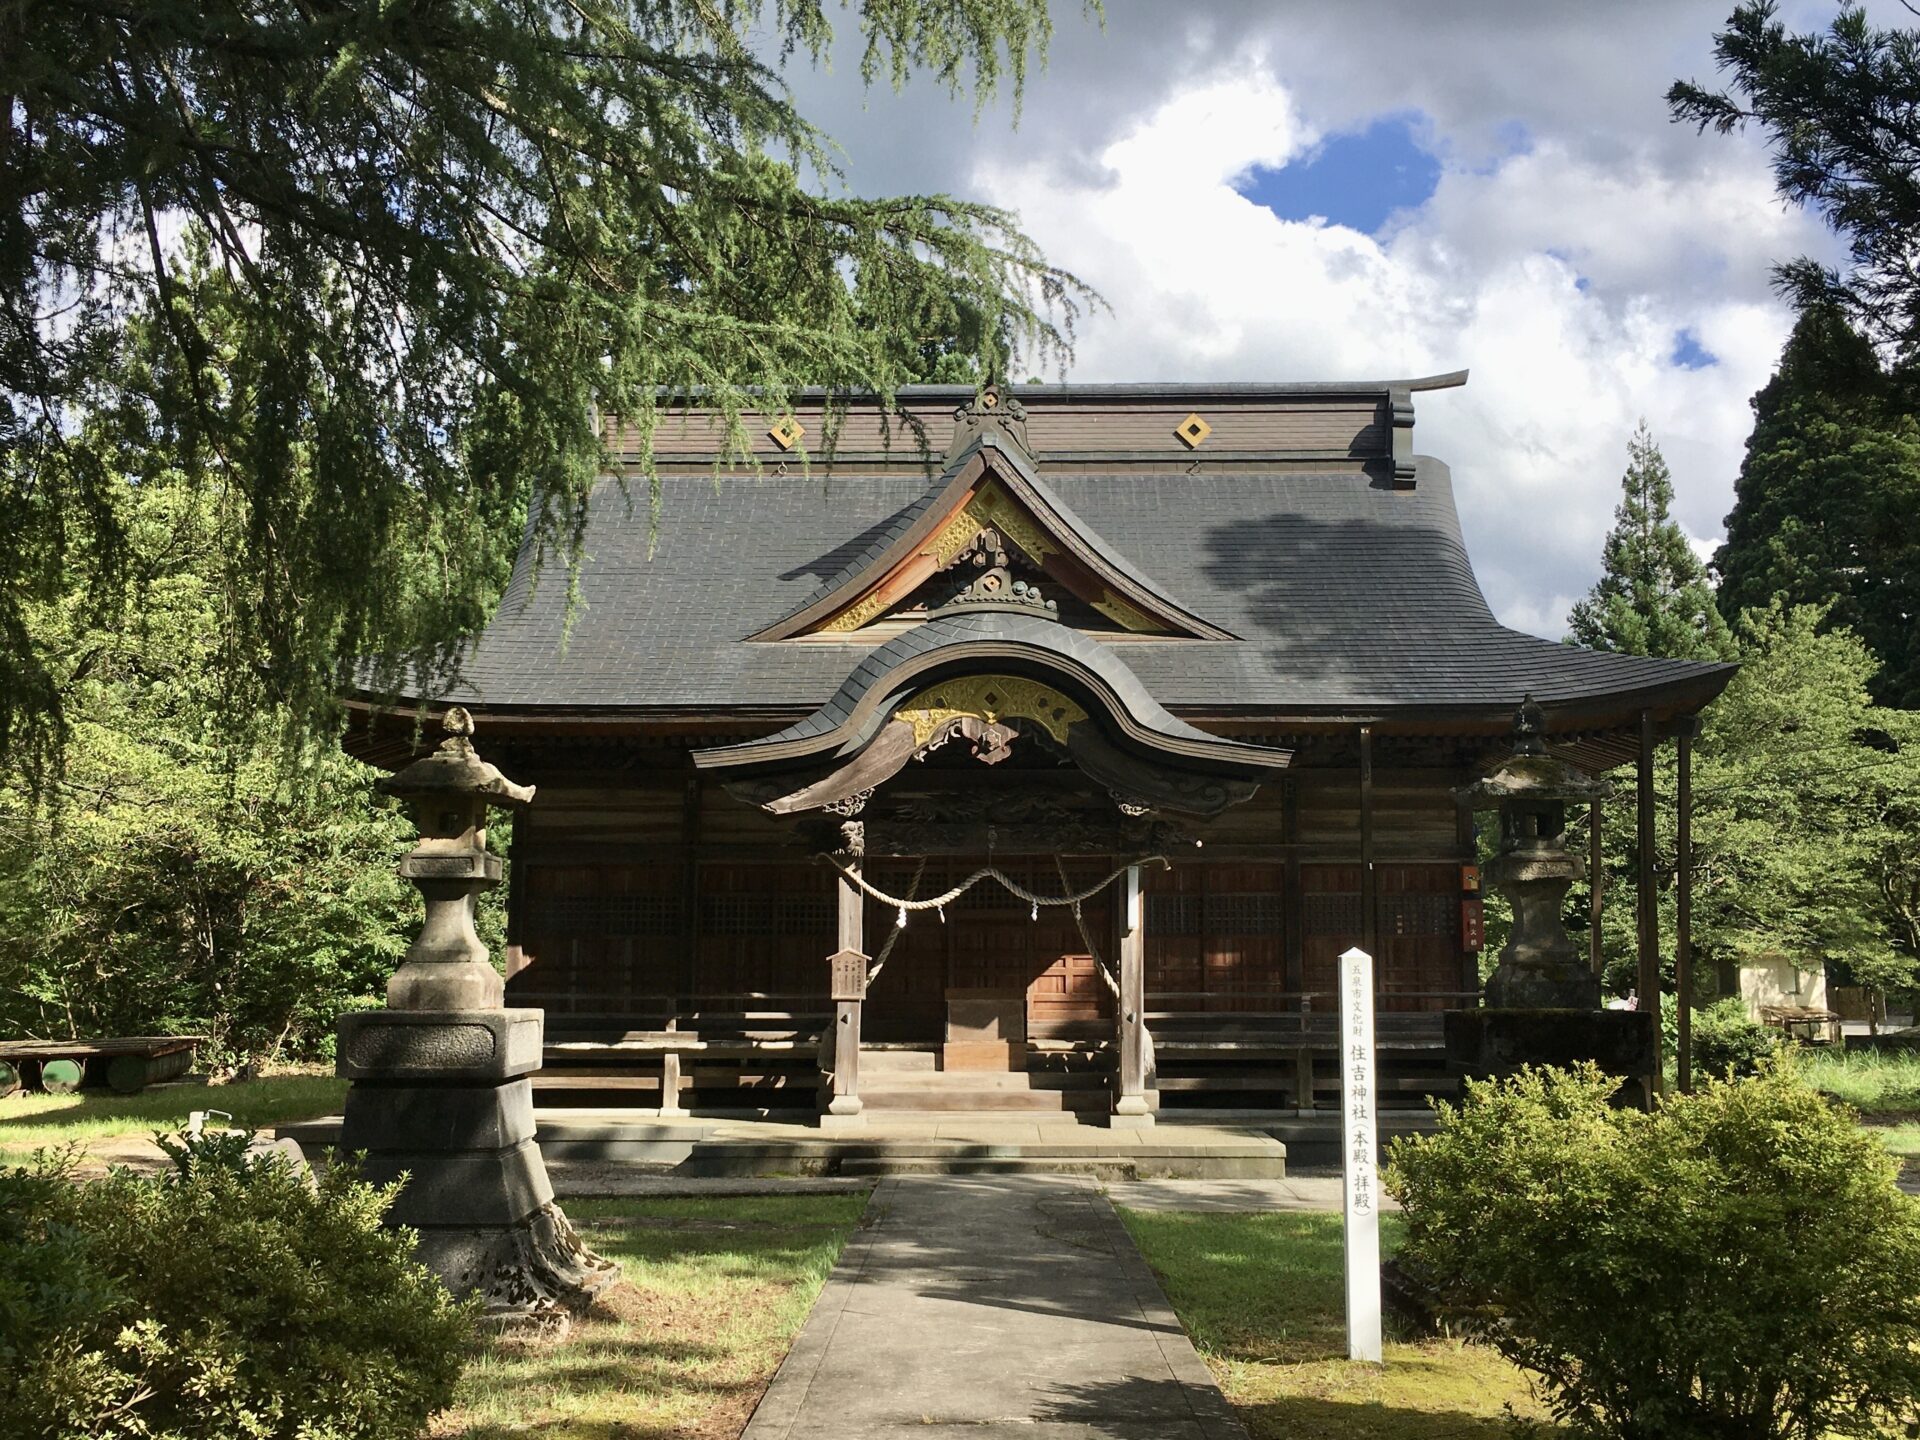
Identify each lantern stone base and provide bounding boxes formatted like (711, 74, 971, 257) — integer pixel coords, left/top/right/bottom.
(1444, 1008, 1659, 1108)
(1483, 957, 1602, 1010)
(337, 1008, 617, 1333)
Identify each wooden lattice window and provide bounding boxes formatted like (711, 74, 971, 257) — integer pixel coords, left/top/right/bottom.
(523, 894, 683, 937)
(1146, 894, 1202, 936)
(1206, 894, 1284, 936)
(1304, 893, 1363, 936)
(1383, 893, 1457, 939)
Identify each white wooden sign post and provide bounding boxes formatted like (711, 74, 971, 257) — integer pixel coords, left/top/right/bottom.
(1339, 945, 1383, 1364)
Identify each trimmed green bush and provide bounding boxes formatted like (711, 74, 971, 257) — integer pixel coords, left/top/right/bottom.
(1690, 997, 1781, 1079)
(0, 1131, 471, 1439)
(1386, 1063, 1920, 1440)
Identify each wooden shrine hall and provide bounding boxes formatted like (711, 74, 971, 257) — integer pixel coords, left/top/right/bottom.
(346, 377, 1734, 1124)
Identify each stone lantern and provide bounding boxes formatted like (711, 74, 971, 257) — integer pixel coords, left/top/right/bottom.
(1446, 696, 1657, 1103)
(336, 708, 615, 1332)
(379, 706, 528, 1011)
(1456, 696, 1609, 1009)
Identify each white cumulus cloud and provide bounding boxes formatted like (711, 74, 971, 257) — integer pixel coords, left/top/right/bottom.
(973, 53, 1824, 635)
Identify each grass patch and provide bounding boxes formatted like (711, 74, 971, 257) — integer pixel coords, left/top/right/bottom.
(1863, 1121, 1920, 1159)
(1118, 1208, 1553, 1440)
(436, 1192, 867, 1439)
(1797, 1047, 1920, 1116)
(0, 1075, 346, 1153)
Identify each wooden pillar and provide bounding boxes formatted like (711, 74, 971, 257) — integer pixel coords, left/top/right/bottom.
(1588, 797, 1605, 977)
(679, 778, 702, 1009)
(1456, 794, 1480, 995)
(658, 1049, 688, 1117)
(1676, 728, 1694, 1093)
(1359, 726, 1377, 959)
(1636, 711, 1662, 1072)
(1282, 777, 1303, 996)
(825, 867, 865, 1123)
(1114, 863, 1153, 1126)
(502, 807, 529, 982)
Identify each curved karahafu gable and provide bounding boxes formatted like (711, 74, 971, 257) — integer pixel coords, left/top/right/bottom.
(692, 611, 1290, 818)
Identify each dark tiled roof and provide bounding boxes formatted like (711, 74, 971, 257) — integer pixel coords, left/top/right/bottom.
(403, 455, 1732, 720)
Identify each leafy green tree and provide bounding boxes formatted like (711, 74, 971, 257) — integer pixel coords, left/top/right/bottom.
(0, 466, 421, 1060)
(1568, 421, 1733, 661)
(1585, 605, 1920, 1006)
(1713, 306, 1920, 708)
(0, 243, 527, 1062)
(1671, 2, 1920, 354)
(1687, 606, 1916, 989)
(1, 0, 1096, 785)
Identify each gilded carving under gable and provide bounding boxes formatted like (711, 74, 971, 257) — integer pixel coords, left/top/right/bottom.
(894, 674, 1088, 749)
(816, 477, 1195, 635)
(819, 591, 895, 633)
(967, 482, 1058, 561)
(1090, 591, 1161, 633)
(924, 506, 987, 568)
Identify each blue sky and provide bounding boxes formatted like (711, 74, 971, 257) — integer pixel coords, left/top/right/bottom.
(1234, 114, 1442, 235)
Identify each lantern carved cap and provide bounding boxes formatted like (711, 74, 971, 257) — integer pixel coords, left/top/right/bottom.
(378, 707, 536, 808)
(1455, 694, 1611, 808)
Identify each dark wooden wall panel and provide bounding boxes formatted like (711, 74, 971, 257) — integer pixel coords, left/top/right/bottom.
(1295, 776, 1461, 856)
(504, 783, 1472, 1022)
(1145, 863, 1286, 1010)
(620, 399, 1387, 462)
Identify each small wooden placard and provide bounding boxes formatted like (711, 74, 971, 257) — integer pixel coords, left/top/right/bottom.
(829, 949, 869, 1002)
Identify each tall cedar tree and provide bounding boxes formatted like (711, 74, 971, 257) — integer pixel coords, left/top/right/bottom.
(1715, 307, 1920, 707)
(1671, 2, 1920, 355)
(0, 1, 1095, 786)
(1567, 422, 1732, 661)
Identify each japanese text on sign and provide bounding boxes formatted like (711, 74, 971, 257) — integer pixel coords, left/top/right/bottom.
(1339, 946, 1383, 1364)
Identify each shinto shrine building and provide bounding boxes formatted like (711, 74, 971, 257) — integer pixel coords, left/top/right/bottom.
(346, 377, 1732, 1123)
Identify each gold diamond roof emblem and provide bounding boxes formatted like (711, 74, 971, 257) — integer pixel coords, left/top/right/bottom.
(1175, 413, 1212, 449)
(768, 416, 805, 451)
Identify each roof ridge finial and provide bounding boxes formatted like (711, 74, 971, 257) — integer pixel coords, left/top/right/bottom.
(950, 381, 1032, 462)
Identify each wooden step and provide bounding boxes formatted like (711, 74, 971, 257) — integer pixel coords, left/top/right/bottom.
(859, 1046, 940, 1073)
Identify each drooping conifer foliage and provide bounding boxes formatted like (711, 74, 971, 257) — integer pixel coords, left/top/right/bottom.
(1566, 422, 1731, 662)
(0, 0, 1094, 785)
(1670, 2, 1920, 355)
(1715, 307, 1920, 708)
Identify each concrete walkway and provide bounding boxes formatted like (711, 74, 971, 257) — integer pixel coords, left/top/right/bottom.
(743, 1176, 1245, 1440)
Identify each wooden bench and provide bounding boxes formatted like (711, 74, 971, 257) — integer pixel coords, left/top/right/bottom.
(533, 997, 831, 1112)
(1143, 993, 1472, 1111)
(1760, 1005, 1843, 1046)
(0, 1036, 200, 1096)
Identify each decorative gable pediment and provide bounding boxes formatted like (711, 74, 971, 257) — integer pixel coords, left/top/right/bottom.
(750, 411, 1234, 642)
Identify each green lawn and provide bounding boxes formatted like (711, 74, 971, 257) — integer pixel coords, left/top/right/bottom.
(1798, 1047, 1920, 1116)
(435, 1192, 868, 1439)
(0, 1074, 346, 1153)
(1117, 1208, 1554, 1440)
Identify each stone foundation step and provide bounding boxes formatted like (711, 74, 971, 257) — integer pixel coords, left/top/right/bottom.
(853, 1069, 1106, 1090)
(858, 1086, 1110, 1113)
(1264, 1111, 1441, 1168)
(837, 1156, 1146, 1178)
(681, 1137, 1285, 1181)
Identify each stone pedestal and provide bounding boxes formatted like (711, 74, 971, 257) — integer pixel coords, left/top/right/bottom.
(1482, 844, 1603, 1011)
(337, 1008, 617, 1332)
(1444, 1008, 1659, 1108)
